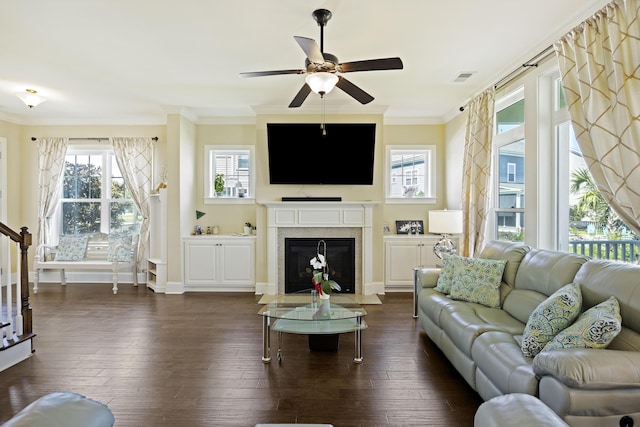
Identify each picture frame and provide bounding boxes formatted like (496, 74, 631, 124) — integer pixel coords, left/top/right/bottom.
(395, 220, 424, 235)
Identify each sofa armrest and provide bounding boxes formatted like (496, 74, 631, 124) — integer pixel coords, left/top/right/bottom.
(413, 267, 441, 318)
(416, 267, 441, 289)
(533, 348, 640, 389)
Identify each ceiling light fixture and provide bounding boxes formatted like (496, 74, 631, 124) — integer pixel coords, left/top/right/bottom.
(16, 89, 46, 109)
(305, 72, 339, 96)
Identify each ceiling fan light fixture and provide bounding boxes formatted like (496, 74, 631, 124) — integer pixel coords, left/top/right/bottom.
(305, 72, 338, 96)
(16, 89, 46, 109)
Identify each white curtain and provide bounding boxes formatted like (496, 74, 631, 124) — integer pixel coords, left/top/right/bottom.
(111, 137, 153, 268)
(555, 0, 640, 235)
(461, 88, 496, 257)
(36, 137, 69, 248)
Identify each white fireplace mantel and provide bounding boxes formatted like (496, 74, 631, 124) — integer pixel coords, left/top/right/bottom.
(258, 201, 380, 296)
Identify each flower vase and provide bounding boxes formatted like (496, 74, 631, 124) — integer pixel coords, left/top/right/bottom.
(319, 292, 330, 300)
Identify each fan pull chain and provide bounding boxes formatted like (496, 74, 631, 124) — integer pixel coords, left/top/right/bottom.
(321, 94, 327, 136)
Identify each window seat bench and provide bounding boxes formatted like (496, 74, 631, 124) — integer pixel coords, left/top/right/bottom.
(33, 233, 139, 295)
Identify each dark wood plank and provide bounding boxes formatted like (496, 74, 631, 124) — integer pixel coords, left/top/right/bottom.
(0, 284, 482, 426)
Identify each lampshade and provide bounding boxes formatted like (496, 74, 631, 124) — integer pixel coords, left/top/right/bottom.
(16, 89, 46, 109)
(429, 210, 463, 259)
(428, 210, 463, 234)
(305, 72, 339, 95)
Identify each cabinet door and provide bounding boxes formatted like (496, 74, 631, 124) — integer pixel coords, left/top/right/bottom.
(219, 241, 254, 284)
(420, 242, 439, 268)
(385, 241, 422, 287)
(184, 242, 217, 284)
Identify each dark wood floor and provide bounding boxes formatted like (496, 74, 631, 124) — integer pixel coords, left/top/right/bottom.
(0, 284, 482, 426)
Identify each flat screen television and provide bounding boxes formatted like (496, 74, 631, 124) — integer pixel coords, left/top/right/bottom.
(267, 123, 376, 185)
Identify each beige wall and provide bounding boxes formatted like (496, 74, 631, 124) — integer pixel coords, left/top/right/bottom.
(2, 115, 450, 288)
(444, 111, 467, 210)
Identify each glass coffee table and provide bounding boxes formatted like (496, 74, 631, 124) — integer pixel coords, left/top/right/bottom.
(258, 295, 367, 364)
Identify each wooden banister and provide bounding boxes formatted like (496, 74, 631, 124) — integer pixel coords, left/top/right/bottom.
(0, 222, 33, 335)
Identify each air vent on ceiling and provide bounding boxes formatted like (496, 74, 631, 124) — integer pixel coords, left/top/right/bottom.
(453, 71, 476, 83)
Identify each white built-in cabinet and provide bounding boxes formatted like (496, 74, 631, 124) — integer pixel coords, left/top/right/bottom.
(384, 235, 455, 289)
(183, 236, 255, 291)
(147, 188, 167, 292)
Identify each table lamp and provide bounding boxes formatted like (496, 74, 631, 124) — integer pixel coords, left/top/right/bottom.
(428, 210, 463, 259)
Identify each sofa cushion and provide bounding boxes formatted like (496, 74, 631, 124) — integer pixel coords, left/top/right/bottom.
(449, 257, 507, 308)
(477, 241, 531, 289)
(439, 302, 524, 357)
(533, 348, 640, 389)
(107, 233, 133, 262)
(542, 296, 622, 352)
(472, 331, 539, 396)
(514, 249, 589, 296)
(575, 260, 640, 340)
(54, 234, 89, 261)
(434, 254, 456, 293)
(502, 289, 548, 324)
(521, 283, 583, 357)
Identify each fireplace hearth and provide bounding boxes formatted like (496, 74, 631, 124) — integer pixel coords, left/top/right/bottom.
(284, 238, 355, 294)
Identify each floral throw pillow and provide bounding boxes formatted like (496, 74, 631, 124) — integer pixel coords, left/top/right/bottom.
(541, 296, 622, 353)
(107, 234, 134, 262)
(448, 257, 507, 308)
(434, 254, 458, 294)
(54, 234, 89, 261)
(521, 282, 582, 357)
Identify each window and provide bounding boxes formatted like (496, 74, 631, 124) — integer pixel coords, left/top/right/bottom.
(386, 145, 436, 203)
(493, 88, 525, 242)
(488, 63, 638, 262)
(205, 145, 255, 203)
(57, 146, 141, 236)
(554, 78, 638, 261)
(506, 163, 516, 183)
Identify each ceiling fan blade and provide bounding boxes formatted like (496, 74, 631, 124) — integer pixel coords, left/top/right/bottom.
(339, 57, 404, 73)
(336, 76, 374, 104)
(240, 69, 304, 78)
(288, 84, 312, 108)
(294, 36, 325, 64)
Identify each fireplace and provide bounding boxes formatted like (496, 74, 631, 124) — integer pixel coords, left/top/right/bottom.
(259, 201, 380, 296)
(284, 238, 356, 294)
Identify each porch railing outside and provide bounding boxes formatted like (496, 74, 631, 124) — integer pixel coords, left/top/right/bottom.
(569, 239, 640, 263)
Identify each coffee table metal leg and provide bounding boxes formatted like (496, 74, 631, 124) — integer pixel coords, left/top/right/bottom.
(262, 316, 271, 363)
(354, 314, 363, 364)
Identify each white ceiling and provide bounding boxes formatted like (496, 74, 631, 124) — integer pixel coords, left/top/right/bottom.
(0, 0, 610, 125)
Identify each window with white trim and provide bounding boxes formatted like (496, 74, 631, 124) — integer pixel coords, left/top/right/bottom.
(493, 88, 525, 242)
(55, 145, 141, 237)
(386, 145, 436, 203)
(204, 145, 255, 203)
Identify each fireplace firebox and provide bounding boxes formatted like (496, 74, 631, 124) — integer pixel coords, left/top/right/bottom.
(284, 238, 355, 294)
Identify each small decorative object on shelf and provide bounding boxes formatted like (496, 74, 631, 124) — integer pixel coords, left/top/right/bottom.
(244, 222, 252, 235)
(309, 239, 341, 299)
(194, 210, 206, 235)
(214, 174, 225, 197)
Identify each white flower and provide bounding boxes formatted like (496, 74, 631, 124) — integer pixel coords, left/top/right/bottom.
(310, 254, 326, 270)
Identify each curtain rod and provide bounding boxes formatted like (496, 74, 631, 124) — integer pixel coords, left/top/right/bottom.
(459, 45, 555, 111)
(31, 137, 159, 142)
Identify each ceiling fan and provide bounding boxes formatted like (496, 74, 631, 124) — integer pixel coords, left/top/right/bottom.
(240, 9, 403, 108)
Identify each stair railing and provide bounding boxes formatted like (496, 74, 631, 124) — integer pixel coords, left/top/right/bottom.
(0, 223, 32, 339)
